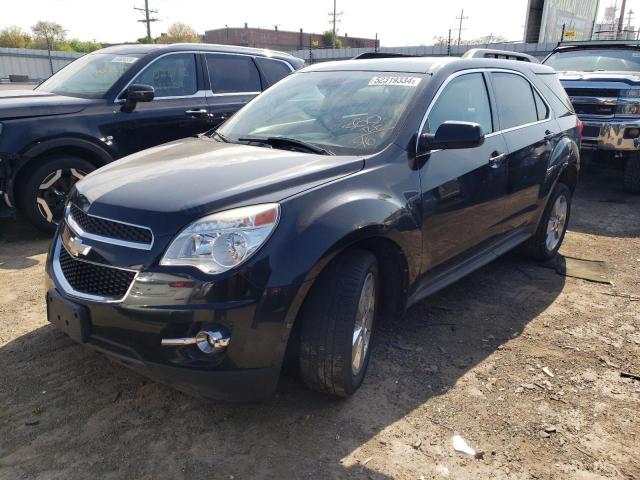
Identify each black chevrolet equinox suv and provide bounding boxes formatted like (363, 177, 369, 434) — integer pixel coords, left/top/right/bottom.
(45, 56, 580, 401)
(0, 43, 303, 231)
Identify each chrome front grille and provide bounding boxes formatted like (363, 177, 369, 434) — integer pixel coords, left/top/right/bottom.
(66, 204, 153, 250)
(55, 242, 137, 302)
(566, 87, 620, 118)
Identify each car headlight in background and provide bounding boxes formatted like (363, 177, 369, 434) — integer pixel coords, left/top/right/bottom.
(160, 204, 280, 274)
(616, 89, 640, 117)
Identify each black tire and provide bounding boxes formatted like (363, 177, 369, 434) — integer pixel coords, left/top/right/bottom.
(624, 154, 640, 193)
(18, 155, 95, 234)
(521, 182, 572, 261)
(299, 250, 378, 397)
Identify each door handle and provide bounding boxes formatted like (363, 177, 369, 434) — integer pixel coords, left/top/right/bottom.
(544, 129, 555, 141)
(488, 152, 507, 168)
(185, 109, 208, 117)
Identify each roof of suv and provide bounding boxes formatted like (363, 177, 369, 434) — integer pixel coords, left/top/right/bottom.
(302, 57, 554, 75)
(96, 43, 302, 62)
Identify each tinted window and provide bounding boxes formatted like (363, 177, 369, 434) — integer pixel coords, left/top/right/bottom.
(492, 73, 538, 129)
(533, 88, 549, 121)
(537, 73, 575, 117)
(255, 57, 292, 86)
(427, 73, 493, 134)
(206, 54, 261, 93)
(134, 53, 197, 98)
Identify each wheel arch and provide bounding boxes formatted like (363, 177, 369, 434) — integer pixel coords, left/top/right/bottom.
(12, 137, 114, 200)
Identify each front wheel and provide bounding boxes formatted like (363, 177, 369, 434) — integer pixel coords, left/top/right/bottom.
(19, 155, 95, 233)
(299, 250, 378, 397)
(521, 182, 572, 261)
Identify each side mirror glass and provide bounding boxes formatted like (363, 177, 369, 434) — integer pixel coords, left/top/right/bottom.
(121, 84, 154, 111)
(418, 121, 485, 154)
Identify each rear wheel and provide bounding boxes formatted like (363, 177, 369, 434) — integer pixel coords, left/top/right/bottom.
(299, 250, 378, 397)
(624, 153, 640, 193)
(521, 182, 571, 261)
(19, 155, 94, 233)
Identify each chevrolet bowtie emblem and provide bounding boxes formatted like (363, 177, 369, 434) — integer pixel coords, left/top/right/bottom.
(67, 235, 92, 257)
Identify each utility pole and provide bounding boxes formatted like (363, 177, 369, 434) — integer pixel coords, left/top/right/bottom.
(374, 32, 378, 52)
(447, 28, 452, 56)
(617, 0, 627, 39)
(328, 0, 343, 48)
(134, 0, 159, 41)
(456, 8, 467, 46)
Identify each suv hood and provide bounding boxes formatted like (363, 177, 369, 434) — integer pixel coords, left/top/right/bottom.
(74, 137, 364, 236)
(0, 89, 93, 120)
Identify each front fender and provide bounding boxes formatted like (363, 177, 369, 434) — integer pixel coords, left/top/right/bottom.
(21, 135, 115, 163)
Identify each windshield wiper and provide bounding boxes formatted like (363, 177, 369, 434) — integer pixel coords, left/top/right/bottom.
(210, 131, 232, 143)
(237, 136, 333, 155)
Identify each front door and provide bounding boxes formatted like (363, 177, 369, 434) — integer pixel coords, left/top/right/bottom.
(105, 52, 213, 156)
(419, 71, 509, 270)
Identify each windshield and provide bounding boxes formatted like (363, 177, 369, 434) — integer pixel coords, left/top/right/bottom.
(544, 49, 640, 72)
(37, 53, 142, 98)
(217, 71, 425, 155)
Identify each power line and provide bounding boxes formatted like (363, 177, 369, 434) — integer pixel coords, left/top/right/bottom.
(134, 0, 159, 41)
(327, 0, 343, 48)
(456, 8, 468, 46)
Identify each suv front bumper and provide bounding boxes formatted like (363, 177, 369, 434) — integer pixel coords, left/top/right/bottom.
(580, 117, 640, 151)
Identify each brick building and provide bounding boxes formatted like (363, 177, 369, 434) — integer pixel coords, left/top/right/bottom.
(203, 25, 378, 51)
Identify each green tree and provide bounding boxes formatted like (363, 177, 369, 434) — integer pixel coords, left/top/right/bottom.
(67, 39, 102, 52)
(157, 23, 201, 43)
(321, 30, 342, 48)
(31, 21, 66, 50)
(0, 26, 32, 48)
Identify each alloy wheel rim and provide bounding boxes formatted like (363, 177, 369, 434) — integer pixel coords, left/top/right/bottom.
(352, 272, 375, 376)
(545, 194, 568, 252)
(36, 168, 87, 225)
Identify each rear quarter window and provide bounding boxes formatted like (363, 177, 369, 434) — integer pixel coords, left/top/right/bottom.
(255, 57, 293, 86)
(536, 73, 574, 117)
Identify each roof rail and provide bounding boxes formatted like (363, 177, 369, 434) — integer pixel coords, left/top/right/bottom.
(555, 39, 640, 49)
(353, 52, 416, 60)
(462, 48, 540, 63)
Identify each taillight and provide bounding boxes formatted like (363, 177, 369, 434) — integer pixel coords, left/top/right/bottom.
(577, 118, 584, 142)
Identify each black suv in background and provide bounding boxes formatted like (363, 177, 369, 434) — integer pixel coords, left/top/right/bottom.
(46, 56, 580, 401)
(0, 43, 303, 231)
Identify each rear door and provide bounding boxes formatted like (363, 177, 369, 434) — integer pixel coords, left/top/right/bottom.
(204, 53, 263, 127)
(419, 71, 509, 269)
(489, 71, 559, 233)
(108, 52, 213, 155)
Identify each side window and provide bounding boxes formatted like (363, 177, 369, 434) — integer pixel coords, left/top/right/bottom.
(426, 73, 493, 134)
(533, 88, 549, 121)
(133, 53, 197, 98)
(537, 73, 575, 117)
(492, 73, 538, 129)
(206, 54, 261, 94)
(255, 57, 292, 86)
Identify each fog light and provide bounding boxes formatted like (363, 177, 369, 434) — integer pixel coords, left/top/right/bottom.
(161, 330, 230, 354)
(195, 330, 230, 354)
(626, 128, 640, 138)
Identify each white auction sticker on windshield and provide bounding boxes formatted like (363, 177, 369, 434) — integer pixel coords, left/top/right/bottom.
(111, 56, 138, 64)
(368, 76, 421, 87)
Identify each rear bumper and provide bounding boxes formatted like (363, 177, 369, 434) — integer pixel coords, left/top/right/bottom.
(579, 117, 640, 151)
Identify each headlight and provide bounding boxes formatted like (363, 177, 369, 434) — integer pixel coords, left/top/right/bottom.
(160, 203, 280, 274)
(616, 89, 640, 117)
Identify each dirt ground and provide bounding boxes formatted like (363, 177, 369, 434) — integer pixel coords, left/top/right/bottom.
(0, 169, 638, 480)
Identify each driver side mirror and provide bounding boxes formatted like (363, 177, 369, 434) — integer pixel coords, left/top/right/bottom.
(417, 121, 485, 155)
(121, 84, 154, 112)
